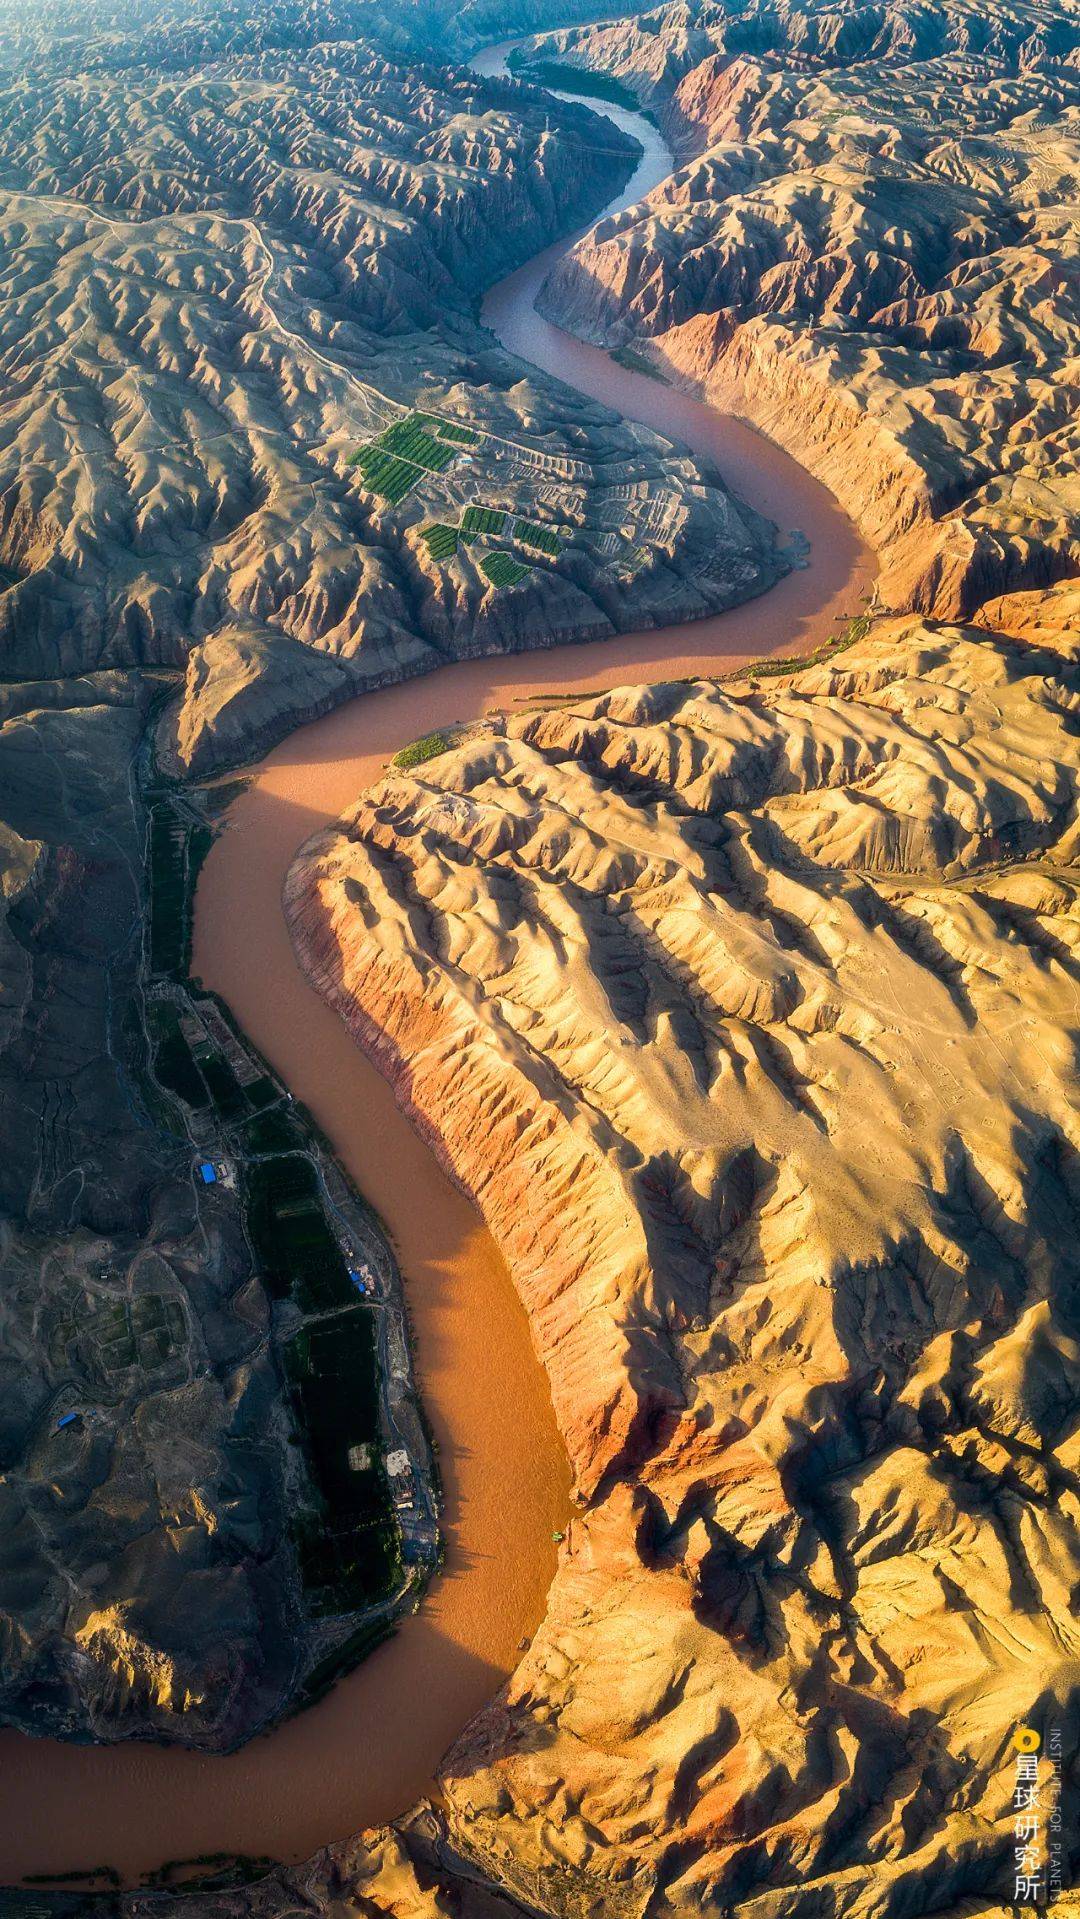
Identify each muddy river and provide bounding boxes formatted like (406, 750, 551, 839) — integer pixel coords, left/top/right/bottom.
(0, 45, 872, 1887)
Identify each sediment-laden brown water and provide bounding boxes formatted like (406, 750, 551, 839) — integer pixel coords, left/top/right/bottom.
(0, 49, 872, 1887)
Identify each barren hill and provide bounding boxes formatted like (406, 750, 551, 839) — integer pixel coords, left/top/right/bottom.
(274, 2, 1080, 1911)
(3, 0, 1080, 1907)
(0, 33, 781, 776)
(0, 0, 787, 1749)
(511, 0, 1077, 130)
(519, 0, 1080, 618)
(287, 578, 1080, 1916)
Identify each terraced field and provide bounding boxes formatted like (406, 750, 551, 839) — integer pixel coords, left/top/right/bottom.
(461, 504, 507, 535)
(433, 421, 481, 445)
(420, 523, 460, 559)
(349, 446, 422, 504)
(480, 550, 532, 588)
(349, 414, 464, 503)
(514, 518, 563, 555)
(379, 418, 457, 471)
(419, 505, 572, 579)
(354, 415, 627, 589)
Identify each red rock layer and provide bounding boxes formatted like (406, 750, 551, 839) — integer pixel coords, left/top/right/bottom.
(287, 588, 1080, 1916)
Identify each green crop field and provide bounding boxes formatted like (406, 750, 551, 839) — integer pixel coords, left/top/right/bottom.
(246, 1154, 354, 1311)
(351, 446, 421, 504)
(380, 417, 456, 471)
(462, 504, 506, 535)
(286, 1315, 399, 1611)
(242, 1105, 305, 1156)
(481, 551, 531, 589)
(148, 1003, 210, 1110)
(244, 1075, 280, 1111)
(148, 812, 185, 973)
(437, 421, 480, 445)
(200, 1055, 247, 1122)
(349, 413, 463, 502)
(148, 807, 212, 977)
(514, 519, 562, 556)
(421, 523, 459, 560)
(393, 730, 453, 770)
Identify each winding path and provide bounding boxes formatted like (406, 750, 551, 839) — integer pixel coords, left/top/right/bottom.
(0, 50, 872, 1889)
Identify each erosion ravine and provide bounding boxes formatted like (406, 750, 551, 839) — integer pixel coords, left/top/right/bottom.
(0, 45, 873, 1889)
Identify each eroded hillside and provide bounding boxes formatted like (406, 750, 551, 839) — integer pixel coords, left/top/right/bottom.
(516, 0, 1080, 618)
(0, 25, 781, 777)
(4, 0, 1079, 1907)
(0, 0, 788, 1751)
(287, 579, 1080, 1916)
(228, 0, 1080, 1912)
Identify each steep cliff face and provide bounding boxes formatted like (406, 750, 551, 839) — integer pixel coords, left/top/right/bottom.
(287, 582, 1080, 1915)
(513, 0, 1076, 153)
(0, 0, 613, 83)
(1, 0, 784, 1751)
(527, 0, 1079, 619)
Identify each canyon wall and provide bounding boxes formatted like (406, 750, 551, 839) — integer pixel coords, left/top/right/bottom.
(0, 0, 787, 785)
(265, 2, 1080, 1912)
(287, 577, 1080, 1917)
(522, 0, 1078, 618)
(0, 0, 777, 1748)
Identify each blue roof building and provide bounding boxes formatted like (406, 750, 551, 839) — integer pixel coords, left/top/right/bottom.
(198, 1161, 217, 1184)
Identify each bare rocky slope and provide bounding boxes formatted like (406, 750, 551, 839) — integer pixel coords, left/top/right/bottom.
(270, 3, 1080, 1914)
(517, 0, 1079, 620)
(286, 578, 1080, 1919)
(0, 8, 781, 780)
(0, 674, 307, 1752)
(4, 0, 1080, 1908)
(0, 0, 787, 1751)
(510, 0, 1078, 134)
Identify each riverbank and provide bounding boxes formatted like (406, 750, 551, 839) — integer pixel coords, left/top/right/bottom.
(0, 55, 871, 1892)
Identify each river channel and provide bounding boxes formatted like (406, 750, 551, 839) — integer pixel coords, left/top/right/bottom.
(0, 44, 872, 1888)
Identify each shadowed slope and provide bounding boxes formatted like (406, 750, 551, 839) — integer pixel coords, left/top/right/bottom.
(523, 0, 1080, 617)
(288, 582, 1080, 1915)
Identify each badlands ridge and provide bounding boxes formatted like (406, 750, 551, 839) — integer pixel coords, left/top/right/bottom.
(276, 0, 1080, 1913)
(0, 0, 1077, 1911)
(526, 0, 1079, 616)
(287, 582, 1080, 1918)
(0, 0, 780, 1750)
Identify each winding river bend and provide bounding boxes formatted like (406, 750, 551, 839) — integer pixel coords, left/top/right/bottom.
(0, 48, 872, 1888)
